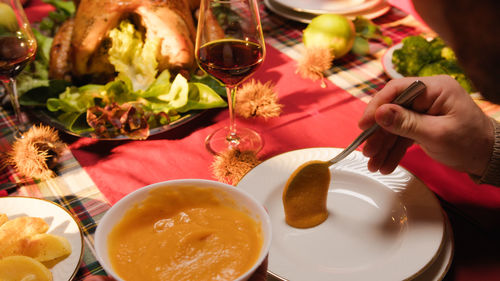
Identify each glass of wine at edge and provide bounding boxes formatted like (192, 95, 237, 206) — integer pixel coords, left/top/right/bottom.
(0, 0, 37, 135)
(196, 0, 266, 155)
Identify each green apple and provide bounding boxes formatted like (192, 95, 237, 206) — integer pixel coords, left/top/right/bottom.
(303, 14, 356, 59)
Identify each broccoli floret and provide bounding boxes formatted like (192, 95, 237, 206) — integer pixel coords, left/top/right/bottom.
(392, 36, 433, 76)
(417, 60, 474, 93)
(392, 35, 475, 93)
(439, 59, 462, 74)
(428, 37, 446, 61)
(417, 62, 447, 77)
(441, 46, 457, 61)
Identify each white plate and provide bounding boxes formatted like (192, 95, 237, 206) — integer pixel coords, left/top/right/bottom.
(0, 197, 84, 281)
(382, 42, 404, 79)
(237, 147, 446, 281)
(264, 0, 391, 23)
(274, 0, 382, 14)
(413, 216, 454, 281)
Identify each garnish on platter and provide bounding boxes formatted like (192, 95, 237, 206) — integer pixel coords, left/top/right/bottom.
(18, 0, 228, 140)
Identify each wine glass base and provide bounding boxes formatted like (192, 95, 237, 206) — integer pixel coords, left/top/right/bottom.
(205, 126, 263, 155)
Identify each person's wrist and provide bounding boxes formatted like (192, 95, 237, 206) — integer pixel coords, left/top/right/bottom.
(471, 118, 500, 186)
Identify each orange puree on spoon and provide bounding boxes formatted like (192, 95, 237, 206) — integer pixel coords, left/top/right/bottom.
(107, 186, 263, 281)
(282, 160, 330, 228)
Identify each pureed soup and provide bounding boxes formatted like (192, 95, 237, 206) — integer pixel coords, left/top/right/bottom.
(107, 185, 263, 281)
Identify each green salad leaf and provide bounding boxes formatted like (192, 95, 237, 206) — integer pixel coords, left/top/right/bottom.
(352, 16, 392, 56)
(38, 0, 75, 36)
(108, 20, 159, 92)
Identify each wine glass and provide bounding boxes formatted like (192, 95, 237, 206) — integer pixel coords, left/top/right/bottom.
(196, 0, 266, 155)
(0, 0, 37, 135)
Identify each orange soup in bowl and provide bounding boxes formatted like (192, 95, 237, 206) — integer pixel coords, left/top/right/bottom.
(106, 185, 264, 281)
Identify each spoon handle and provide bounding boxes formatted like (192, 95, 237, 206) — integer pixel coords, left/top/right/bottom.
(327, 80, 426, 166)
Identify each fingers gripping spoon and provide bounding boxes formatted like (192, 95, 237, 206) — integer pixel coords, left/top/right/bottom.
(282, 80, 427, 228)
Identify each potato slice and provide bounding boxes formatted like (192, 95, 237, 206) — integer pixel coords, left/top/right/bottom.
(0, 217, 49, 259)
(0, 255, 52, 281)
(25, 233, 72, 262)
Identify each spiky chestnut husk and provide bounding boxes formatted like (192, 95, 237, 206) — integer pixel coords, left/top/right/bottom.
(296, 47, 333, 88)
(235, 79, 283, 119)
(211, 148, 261, 185)
(6, 125, 66, 180)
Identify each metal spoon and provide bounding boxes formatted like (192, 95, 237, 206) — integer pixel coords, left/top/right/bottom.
(282, 80, 427, 229)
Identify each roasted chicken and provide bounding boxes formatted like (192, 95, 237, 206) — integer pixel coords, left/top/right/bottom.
(50, 0, 200, 84)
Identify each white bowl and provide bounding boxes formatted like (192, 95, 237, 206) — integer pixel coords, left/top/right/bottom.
(95, 179, 272, 281)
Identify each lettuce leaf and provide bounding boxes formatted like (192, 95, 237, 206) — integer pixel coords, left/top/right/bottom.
(108, 20, 159, 92)
(178, 82, 227, 113)
(46, 84, 104, 113)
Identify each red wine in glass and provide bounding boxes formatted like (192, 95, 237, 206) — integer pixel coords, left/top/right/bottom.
(0, 35, 36, 79)
(0, 0, 37, 135)
(197, 39, 264, 86)
(195, 0, 266, 155)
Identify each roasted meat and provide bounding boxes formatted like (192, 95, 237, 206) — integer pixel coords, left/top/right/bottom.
(50, 0, 198, 83)
(49, 18, 74, 81)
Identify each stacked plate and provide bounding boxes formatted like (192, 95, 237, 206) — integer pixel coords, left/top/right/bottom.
(264, 0, 391, 23)
(237, 147, 454, 281)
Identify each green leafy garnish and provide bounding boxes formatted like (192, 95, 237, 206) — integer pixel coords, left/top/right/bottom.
(38, 0, 75, 36)
(352, 16, 392, 56)
(108, 20, 159, 92)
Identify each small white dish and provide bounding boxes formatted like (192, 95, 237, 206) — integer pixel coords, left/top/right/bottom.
(237, 147, 447, 281)
(0, 197, 84, 281)
(382, 42, 404, 79)
(95, 179, 272, 281)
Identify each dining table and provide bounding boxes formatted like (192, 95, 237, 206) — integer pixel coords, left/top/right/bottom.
(2, 0, 500, 280)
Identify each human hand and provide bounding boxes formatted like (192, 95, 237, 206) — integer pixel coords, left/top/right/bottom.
(358, 75, 494, 176)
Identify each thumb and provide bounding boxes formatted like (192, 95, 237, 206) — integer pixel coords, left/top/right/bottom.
(374, 104, 428, 142)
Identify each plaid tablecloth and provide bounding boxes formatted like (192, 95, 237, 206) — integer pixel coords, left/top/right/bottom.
(1, 1, 500, 280)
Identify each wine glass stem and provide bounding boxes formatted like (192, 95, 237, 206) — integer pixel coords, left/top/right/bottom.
(226, 86, 239, 146)
(3, 77, 27, 133)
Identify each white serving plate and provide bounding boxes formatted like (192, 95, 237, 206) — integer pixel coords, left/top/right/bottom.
(237, 147, 447, 281)
(0, 197, 84, 281)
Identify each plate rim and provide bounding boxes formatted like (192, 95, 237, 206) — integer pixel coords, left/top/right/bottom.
(265, 211, 454, 281)
(237, 147, 446, 281)
(381, 42, 405, 79)
(274, 0, 382, 15)
(29, 108, 205, 140)
(264, 0, 391, 23)
(0, 196, 85, 281)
